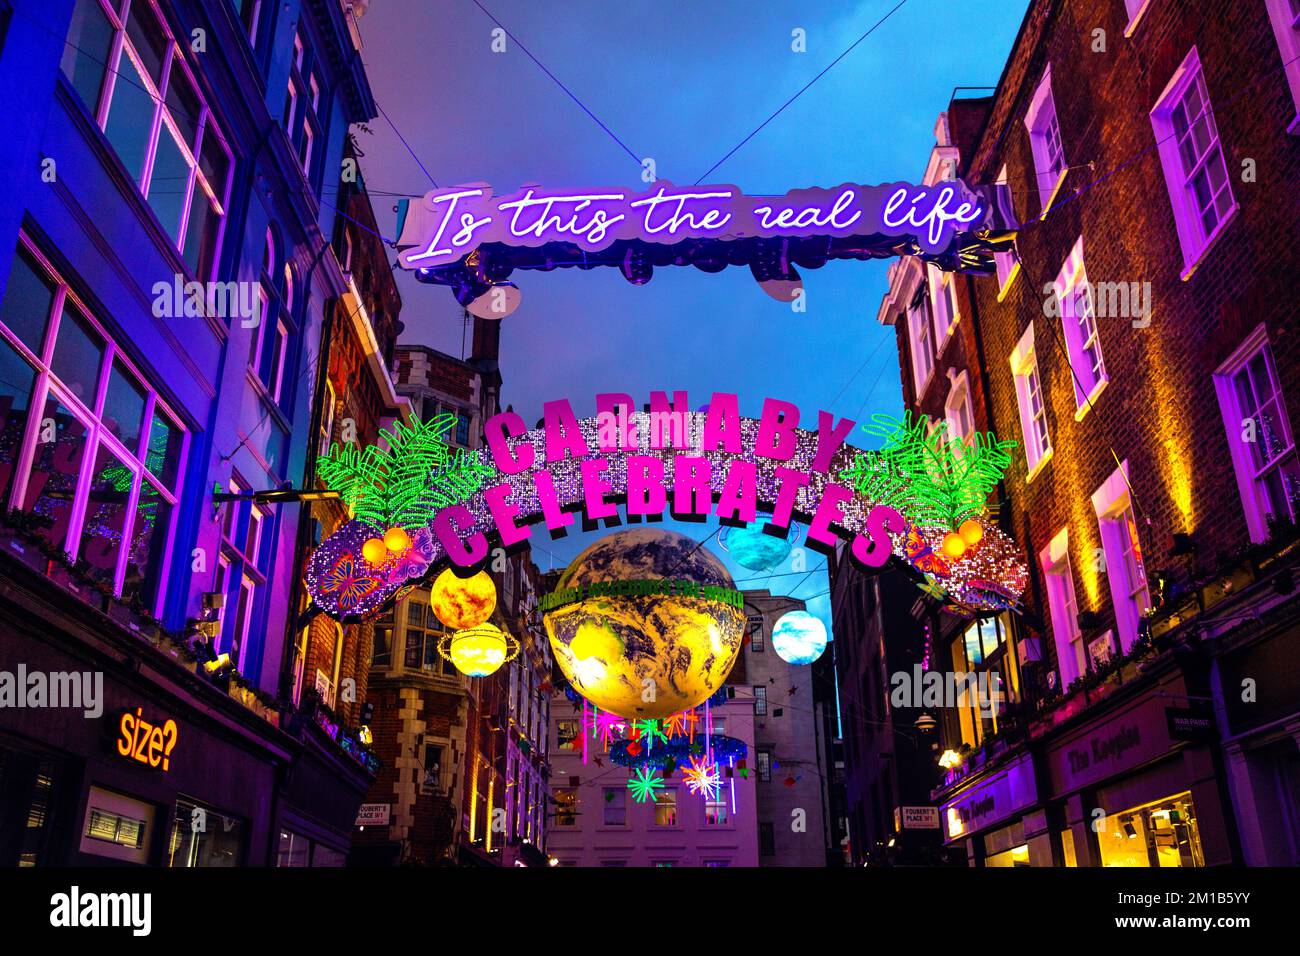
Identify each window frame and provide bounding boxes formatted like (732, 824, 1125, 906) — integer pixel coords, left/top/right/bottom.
(1214, 325, 1300, 542)
(1091, 462, 1150, 653)
(1149, 46, 1239, 279)
(62, 0, 233, 281)
(0, 236, 187, 616)
(1040, 528, 1084, 690)
(1052, 235, 1109, 417)
(1265, 0, 1300, 134)
(907, 295, 935, 398)
(1023, 65, 1068, 213)
(944, 369, 975, 445)
(1009, 321, 1052, 480)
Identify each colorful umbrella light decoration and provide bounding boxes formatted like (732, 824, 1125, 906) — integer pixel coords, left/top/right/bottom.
(771, 610, 829, 666)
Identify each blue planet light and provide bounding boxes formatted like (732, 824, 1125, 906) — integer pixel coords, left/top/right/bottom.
(719, 514, 801, 572)
(771, 610, 828, 665)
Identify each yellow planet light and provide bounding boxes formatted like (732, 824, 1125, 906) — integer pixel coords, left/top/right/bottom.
(958, 518, 984, 547)
(430, 568, 497, 630)
(361, 537, 388, 565)
(383, 526, 413, 553)
(941, 532, 968, 560)
(544, 529, 746, 720)
(446, 624, 510, 677)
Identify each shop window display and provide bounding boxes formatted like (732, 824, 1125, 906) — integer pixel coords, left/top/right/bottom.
(1097, 792, 1204, 867)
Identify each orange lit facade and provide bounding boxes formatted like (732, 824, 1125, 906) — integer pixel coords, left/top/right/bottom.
(868, 0, 1300, 866)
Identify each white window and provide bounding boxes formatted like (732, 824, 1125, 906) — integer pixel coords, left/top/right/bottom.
(1122, 0, 1153, 36)
(1092, 462, 1151, 652)
(1024, 65, 1068, 212)
(1009, 322, 1052, 479)
(1150, 47, 1236, 277)
(945, 370, 975, 444)
(237, 0, 263, 46)
(1265, 0, 1300, 134)
(993, 165, 1020, 298)
(1052, 236, 1108, 414)
(928, 264, 959, 343)
(231, 574, 255, 671)
(908, 297, 935, 396)
(1040, 528, 1084, 689)
(1214, 326, 1300, 542)
(300, 119, 314, 173)
(268, 319, 289, 403)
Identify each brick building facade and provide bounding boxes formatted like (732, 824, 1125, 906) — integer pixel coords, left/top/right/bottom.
(860, 0, 1300, 866)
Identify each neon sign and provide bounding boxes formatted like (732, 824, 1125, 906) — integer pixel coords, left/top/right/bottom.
(116, 708, 179, 772)
(306, 390, 1030, 621)
(397, 180, 994, 270)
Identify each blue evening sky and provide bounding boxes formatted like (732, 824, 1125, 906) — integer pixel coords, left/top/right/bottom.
(356, 0, 1029, 634)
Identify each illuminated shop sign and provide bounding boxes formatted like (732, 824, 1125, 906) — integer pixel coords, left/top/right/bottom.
(115, 708, 179, 772)
(306, 390, 1030, 621)
(397, 180, 992, 269)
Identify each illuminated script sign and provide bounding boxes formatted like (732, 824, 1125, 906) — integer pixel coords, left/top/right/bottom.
(306, 390, 1029, 621)
(394, 180, 1016, 307)
(398, 180, 994, 268)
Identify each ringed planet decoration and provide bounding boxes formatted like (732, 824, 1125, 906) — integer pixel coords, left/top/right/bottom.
(437, 622, 519, 678)
(771, 609, 830, 666)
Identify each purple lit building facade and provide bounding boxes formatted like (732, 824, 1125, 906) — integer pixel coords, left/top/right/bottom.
(0, 0, 388, 865)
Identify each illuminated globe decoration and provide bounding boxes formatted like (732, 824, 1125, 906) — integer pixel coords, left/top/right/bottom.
(718, 513, 802, 572)
(544, 529, 745, 720)
(440, 623, 519, 678)
(771, 610, 828, 665)
(430, 568, 497, 630)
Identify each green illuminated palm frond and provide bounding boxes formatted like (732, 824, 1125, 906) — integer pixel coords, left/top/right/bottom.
(840, 411, 1015, 530)
(316, 414, 497, 531)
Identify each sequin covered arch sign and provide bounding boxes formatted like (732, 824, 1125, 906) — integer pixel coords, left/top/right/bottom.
(307, 392, 1030, 621)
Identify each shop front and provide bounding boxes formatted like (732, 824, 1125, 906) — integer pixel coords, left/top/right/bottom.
(0, 549, 293, 866)
(938, 751, 1041, 866)
(1042, 660, 1233, 868)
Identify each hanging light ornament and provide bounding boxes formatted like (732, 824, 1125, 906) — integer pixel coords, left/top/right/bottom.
(438, 622, 519, 677)
(941, 532, 968, 560)
(958, 518, 984, 547)
(360, 537, 388, 566)
(430, 567, 497, 629)
(771, 609, 829, 665)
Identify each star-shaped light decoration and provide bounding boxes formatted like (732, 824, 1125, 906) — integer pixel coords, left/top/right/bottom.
(633, 718, 667, 752)
(682, 755, 721, 800)
(661, 710, 699, 741)
(627, 767, 665, 804)
(593, 709, 626, 748)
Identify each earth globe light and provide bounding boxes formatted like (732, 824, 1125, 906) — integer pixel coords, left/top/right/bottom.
(718, 512, 801, 572)
(430, 568, 497, 630)
(771, 609, 829, 665)
(440, 623, 519, 678)
(544, 529, 746, 719)
(914, 712, 938, 734)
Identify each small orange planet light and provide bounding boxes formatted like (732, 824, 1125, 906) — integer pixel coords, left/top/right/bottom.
(958, 518, 984, 547)
(430, 568, 497, 630)
(383, 526, 412, 553)
(941, 532, 968, 560)
(361, 537, 388, 565)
